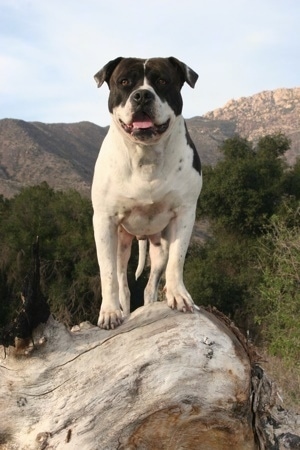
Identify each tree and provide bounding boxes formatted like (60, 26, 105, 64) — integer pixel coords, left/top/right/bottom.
(198, 133, 289, 234)
(0, 184, 100, 326)
(283, 158, 300, 200)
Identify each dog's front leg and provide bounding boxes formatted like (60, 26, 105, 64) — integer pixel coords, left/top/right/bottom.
(165, 206, 196, 312)
(93, 214, 123, 329)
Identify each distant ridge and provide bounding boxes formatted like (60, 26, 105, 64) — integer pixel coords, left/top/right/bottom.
(0, 87, 299, 198)
(0, 119, 108, 198)
(204, 87, 300, 164)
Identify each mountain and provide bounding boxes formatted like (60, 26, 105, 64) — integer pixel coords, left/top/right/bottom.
(204, 87, 300, 165)
(0, 87, 300, 198)
(0, 119, 108, 198)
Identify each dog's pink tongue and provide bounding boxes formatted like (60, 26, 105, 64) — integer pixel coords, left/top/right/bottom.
(132, 119, 153, 129)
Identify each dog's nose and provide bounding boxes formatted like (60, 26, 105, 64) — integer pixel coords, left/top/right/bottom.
(132, 89, 155, 105)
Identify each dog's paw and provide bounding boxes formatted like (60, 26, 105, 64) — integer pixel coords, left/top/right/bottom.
(97, 309, 123, 330)
(165, 286, 195, 313)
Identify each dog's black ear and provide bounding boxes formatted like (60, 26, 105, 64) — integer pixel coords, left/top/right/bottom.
(168, 57, 198, 88)
(94, 57, 124, 88)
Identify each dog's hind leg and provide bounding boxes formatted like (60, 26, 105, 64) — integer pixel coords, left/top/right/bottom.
(144, 233, 169, 305)
(117, 226, 133, 317)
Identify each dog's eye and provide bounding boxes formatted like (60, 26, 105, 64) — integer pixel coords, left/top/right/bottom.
(157, 78, 168, 86)
(120, 78, 131, 86)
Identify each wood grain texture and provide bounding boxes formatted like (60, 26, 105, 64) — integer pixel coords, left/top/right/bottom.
(0, 302, 255, 449)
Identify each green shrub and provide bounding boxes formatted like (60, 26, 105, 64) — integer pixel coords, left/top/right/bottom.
(253, 209, 300, 366)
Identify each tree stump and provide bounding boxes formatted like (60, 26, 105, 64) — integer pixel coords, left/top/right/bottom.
(0, 302, 257, 450)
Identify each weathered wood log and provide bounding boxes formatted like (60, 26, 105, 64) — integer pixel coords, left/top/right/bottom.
(1, 302, 258, 450)
(1, 239, 299, 449)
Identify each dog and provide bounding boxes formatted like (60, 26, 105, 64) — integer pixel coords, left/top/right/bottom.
(92, 57, 202, 329)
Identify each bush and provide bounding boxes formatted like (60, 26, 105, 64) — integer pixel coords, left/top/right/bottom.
(198, 133, 290, 234)
(253, 208, 300, 366)
(0, 184, 100, 327)
(184, 230, 259, 325)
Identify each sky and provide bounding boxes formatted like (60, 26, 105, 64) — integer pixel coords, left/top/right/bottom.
(0, 0, 300, 127)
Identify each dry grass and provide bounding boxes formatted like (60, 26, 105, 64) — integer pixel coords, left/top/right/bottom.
(260, 351, 300, 412)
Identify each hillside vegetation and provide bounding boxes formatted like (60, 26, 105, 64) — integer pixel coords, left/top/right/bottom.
(0, 132, 299, 404)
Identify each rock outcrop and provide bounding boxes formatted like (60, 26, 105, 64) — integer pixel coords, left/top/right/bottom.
(204, 87, 300, 164)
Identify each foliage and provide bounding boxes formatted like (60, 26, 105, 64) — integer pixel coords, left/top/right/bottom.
(184, 231, 258, 323)
(0, 183, 100, 327)
(283, 158, 300, 200)
(198, 133, 290, 234)
(193, 133, 300, 370)
(253, 208, 300, 365)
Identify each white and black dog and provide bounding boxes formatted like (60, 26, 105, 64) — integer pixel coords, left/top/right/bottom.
(92, 57, 202, 329)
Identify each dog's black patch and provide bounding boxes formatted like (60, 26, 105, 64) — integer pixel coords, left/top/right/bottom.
(144, 58, 185, 116)
(107, 58, 144, 112)
(185, 123, 201, 174)
(105, 58, 187, 116)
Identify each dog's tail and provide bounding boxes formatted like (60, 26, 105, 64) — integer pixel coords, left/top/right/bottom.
(135, 239, 147, 280)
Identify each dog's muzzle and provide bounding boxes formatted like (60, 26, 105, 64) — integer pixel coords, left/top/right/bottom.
(119, 89, 170, 140)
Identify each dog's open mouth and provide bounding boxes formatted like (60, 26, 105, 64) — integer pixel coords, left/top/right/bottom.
(120, 112, 170, 138)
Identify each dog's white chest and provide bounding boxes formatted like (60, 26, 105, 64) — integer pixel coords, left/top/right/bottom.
(120, 197, 176, 236)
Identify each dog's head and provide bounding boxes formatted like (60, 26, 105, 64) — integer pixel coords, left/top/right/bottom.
(94, 57, 198, 143)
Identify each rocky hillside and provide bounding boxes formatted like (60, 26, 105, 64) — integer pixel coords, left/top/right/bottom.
(204, 87, 300, 165)
(0, 119, 108, 198)
(0, 87, 300, 198)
